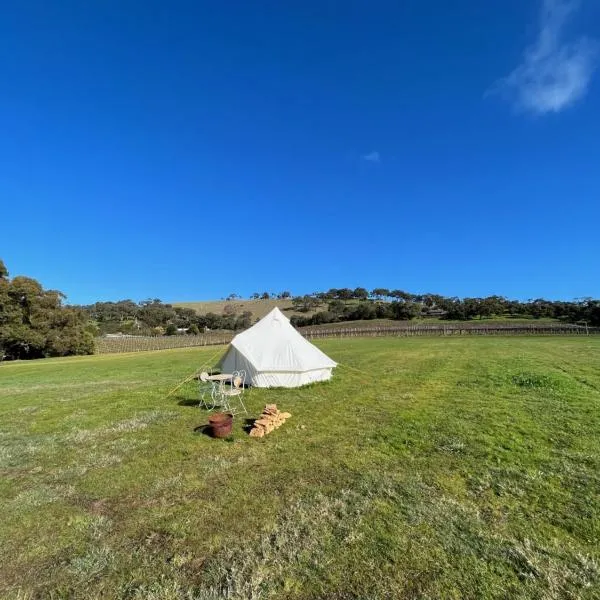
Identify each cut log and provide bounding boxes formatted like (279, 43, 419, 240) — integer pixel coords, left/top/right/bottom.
(249, 405, 293, 438)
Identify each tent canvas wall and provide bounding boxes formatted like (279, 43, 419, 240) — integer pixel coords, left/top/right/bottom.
(219, 307, 337, 388)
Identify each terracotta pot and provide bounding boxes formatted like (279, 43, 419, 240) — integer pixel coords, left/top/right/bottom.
(208, 413, 233, 438)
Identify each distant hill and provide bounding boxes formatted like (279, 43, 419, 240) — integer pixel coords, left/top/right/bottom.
(172, 298, 320, 321)
(172, 299, 562, 328)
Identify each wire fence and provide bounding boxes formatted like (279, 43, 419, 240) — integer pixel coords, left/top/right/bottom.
(95, 334, 233, 354)
(94, 323, 599, 354)
(302, 324, 599, 338)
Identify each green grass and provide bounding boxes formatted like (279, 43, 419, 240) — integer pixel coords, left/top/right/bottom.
(1, 337, 599, 599)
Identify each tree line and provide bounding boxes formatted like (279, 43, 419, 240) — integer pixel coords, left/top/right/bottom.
(82, 299, 252, 336)
(2, 257, 599, 361)
(289, 290, 600, 327)
(79, 289, 600, 333)
(50, 286, 600, 335)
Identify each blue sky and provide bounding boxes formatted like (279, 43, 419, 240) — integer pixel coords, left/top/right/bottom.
(2, 0, 599, 304)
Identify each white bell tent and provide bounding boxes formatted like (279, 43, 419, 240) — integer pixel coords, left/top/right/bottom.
(219, 307, 337, 388)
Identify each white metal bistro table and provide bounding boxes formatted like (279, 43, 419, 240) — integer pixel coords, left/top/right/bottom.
(199, 373, 233, 410)
(206, 373, 234, 412)
(207, 373, 233, 401)
(207, 373, 233, 390)
(206, 373, 233, 383)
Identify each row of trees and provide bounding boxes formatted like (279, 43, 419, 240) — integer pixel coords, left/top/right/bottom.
(76, 292, 600, 333)
(81, 299, 253, 335)
(215, 287, 600, 326)
(224, 292, 292, 300)
(0, 260, 95, 360)
(228, 289, 408, 301)
(291, 299, 421, 327)
(313, 288, 411, 301)
(289, 294, 600, 327)
(248, 291, 291, 300)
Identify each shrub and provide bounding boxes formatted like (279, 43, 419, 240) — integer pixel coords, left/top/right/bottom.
(311, 311, 338, 325)
(348, 302, 377, 320)
(390, 301, 420, 321)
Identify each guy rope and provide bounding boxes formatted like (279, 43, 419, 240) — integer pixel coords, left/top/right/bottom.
(164, 347, 224, 399)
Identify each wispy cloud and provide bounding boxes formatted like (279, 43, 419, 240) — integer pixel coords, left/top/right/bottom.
(492, 0, 598, 114)
(362, 151, 380, 163)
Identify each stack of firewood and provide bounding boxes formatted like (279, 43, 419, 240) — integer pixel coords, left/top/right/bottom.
(249, 404, 291, 437)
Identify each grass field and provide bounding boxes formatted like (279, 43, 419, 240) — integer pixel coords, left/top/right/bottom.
(1, 338, 599, 599)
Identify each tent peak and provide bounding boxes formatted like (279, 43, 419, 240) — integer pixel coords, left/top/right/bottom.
(264, 306, 289, 321)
